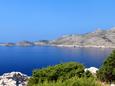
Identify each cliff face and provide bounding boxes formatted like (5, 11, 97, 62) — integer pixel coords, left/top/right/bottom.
(50, 28, 115, 47)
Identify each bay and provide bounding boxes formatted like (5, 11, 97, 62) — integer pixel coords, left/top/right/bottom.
(0, 46, 112, 75)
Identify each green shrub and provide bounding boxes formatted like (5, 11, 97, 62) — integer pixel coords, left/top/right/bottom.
(28, 62, 85, 86)
(97, 50, 115, 82)
(31, 77, 102, 86)
(84, 70, 93, 77)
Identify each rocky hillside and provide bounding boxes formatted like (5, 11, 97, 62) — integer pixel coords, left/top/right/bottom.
(0, 72, 29, 86)
(50, 28, 115, 48)
(0, 28, 115, 48)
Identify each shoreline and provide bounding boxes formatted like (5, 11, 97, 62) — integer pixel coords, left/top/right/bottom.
(51, 44, 115, 49)
(0, 44, 115, 49)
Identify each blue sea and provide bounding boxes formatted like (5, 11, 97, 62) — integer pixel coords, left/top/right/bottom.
(0, 46, 112, 75)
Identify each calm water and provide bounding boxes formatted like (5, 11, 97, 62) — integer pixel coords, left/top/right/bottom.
(0, 46, 113, 75)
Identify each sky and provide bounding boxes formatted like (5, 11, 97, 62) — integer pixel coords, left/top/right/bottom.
(0, 0, 115, 42)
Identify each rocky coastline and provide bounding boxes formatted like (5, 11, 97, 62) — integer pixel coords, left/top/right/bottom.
(0, 42, 115, 49)
(51, 44, 115, 48)
(0, 43, 115, 49)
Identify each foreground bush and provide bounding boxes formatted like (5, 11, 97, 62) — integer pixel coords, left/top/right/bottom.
(97, 50, 115, 82)
(28, 62, 85, 86)
(31, 77, 102, 86)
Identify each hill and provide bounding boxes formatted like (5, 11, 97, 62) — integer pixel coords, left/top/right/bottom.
(50, 27, 115, 48)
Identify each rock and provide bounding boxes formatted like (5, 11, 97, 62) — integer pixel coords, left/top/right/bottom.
(85, 67, 99, 75)
(0, 72, 29, 86)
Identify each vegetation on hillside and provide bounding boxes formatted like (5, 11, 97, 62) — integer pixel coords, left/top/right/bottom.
(31, 77, 102, 86)
(28, 62, 91, 86)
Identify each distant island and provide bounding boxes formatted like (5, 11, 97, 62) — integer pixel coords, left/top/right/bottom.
(0, 27, 115, 48)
